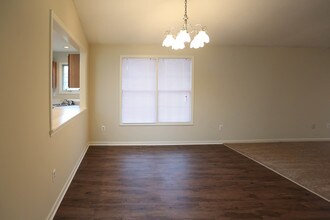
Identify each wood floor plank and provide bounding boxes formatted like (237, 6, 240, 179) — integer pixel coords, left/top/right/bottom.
(54, 145, 330, 219)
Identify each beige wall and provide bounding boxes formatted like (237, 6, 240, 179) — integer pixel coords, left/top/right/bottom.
(89, 45, 330, 144)
(0, 1, 88, 219)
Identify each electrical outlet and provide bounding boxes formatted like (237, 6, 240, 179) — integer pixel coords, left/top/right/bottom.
(101, 125, 106, 132)
(327, 123, 330, 129)
(52, 169, 56, 183)
(219, 124, 223, 131)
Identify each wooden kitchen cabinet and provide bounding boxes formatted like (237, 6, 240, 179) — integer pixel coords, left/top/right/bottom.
(52, 61, 57, 89)
(68, 54, 80, 88)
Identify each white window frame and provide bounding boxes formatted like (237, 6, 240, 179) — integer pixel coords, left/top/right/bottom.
(120, 56, 194, 126)
(58, 62, 80, 94)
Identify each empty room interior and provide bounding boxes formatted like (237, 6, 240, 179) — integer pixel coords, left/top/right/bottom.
(1, 0, 330, 219)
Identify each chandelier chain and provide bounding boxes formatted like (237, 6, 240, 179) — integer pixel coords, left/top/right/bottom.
(184, 0, 188, 18)
(183, 0, 188, 28)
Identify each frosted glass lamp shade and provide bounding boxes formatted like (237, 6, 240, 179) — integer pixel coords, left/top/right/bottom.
(162, 34, 175, 47)
(190, 34, 204, 49)
(198, 30, 210, 43)
(172, 37, 185, 50)
(177, 30, 191, 43)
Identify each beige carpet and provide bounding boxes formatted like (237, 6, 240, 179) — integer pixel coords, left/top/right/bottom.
(225, 141, 330, 202)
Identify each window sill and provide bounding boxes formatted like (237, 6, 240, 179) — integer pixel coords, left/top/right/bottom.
(58, 91, 80, 95)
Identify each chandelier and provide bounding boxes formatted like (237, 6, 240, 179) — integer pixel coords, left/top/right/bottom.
(162, 0, 210, 50)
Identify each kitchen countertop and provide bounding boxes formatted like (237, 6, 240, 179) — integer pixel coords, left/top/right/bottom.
(52, 105, 81, 130)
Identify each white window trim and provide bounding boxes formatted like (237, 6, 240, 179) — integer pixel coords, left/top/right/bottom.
(119, 55, 194, 126)
(58, 62, 80, 94)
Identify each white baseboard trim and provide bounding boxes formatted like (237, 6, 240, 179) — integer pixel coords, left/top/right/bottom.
(47, 144, 89, 220)
(225, 144, 330, 203)
(89, 140, 223, 146)
(222, 137, 330, 144)
(89, 138, 330, 147)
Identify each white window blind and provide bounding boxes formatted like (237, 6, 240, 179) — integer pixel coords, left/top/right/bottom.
(122, 58, 157, 123)
(121, 57, 192, 124)
(158, 58, 192, 122)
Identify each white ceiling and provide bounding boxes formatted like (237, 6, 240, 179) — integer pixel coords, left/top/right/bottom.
(53, 29, 78, 52)
(73, 0, 330, 47)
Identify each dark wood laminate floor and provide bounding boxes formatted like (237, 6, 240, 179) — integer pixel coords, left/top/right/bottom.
(54, 145, 330, 220)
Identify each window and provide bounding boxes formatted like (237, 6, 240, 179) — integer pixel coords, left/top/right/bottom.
(62, 64, 69, 90)
(59, 63, 79, 93)
(121, 57, 193, 124)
